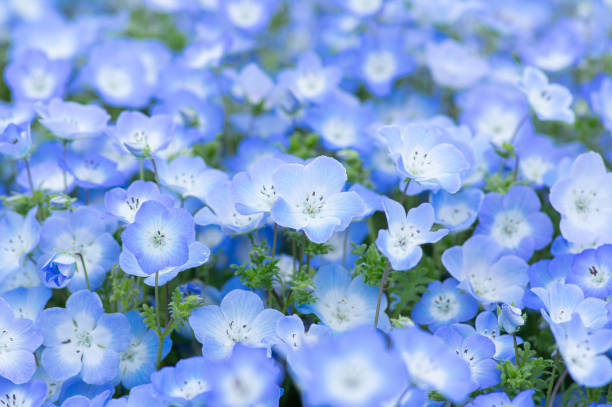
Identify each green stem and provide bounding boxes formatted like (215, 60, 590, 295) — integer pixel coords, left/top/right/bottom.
(271, 223, 278, 258)
(606, 381, 612, 403)
(154, 271, 163, 369)
(513, 334, 521, 367)
(23, 158, 34, 196)
(547, 369, 567, 407)
(298, 232, 306, 271)
(139, 159, 144, 180)
(164, 283, 170, 326)
(150, 157, 160, 187)
(545, 352, 559, 406)
(374, 261, 390, 328)
(75, 253, 90, 291)
(399, 179, 410, 208)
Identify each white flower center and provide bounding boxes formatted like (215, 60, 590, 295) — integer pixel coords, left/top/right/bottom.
(364, 51, 397, 83)
(22, 68, 55, 99)
(170, 378, 209, 400)
(296, 71, 327, 98)
(437, 203, 473, 227)
(301, 191, 325, 218)
(429, 293, 459, 321)
(227, 0, 262, 28)
(97, 66, 133, 99)
(491, 209, 531, 249)
(586, 265, 610, 288)
(521, 156, 552, 185)
(322, 118, 356, 146)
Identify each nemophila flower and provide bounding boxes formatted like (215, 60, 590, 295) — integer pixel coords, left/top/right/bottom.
(4, 49, 70, 102)
(514, 133, 576, 188)
(425, 39, 489, 89)
(590, 76, 612, 132)
(272, 315, 332, 364)
(189, 289, 282, 359)
(475, 311, 519, 360)
(0, 298, 43, 384)
(0, 286, 50, 322)
(442, 235, 529, 306)
(104, 180, 175, 224)
(117, 311, 171, 389)
(0, 122, 31, 159)
(391, 327, 473, 403)
(412, 278, 479, 330)
(523, 255, 571, 311)
(231, 63, 275, 105)
(39, 290, 130, 384)
(61, 151, 124, 189)
(106, 384, 165, 407)
(231, 157, 286, 215)
(35, 99, 109, 140)
(150, 356, 210, 405)
(16, 151, 76, 193)
(435, 325, 500, 390)
(278, 51, 341, 104)
(376, 199, 448, 271)
(39, 207, 119, 291)
(475, 185, 553, 260)
(549, 152, 612, 245)
(83, 42, 151, 108)
(120, 241, 210, 286)
(40, 252, 77, 289)
(195, 179, 263, 234)
(179, 36, 230, 70)
(379, 123, 470, 194)
(301, 264, 391, 332)
(567, 245, 612, 298)
(531, 282, 608, 330)
(121, 201, 195, 276)
(302, 94, 374, 152)
(517, 66, 575, 123)
(0, 378, 46, 407)
(156, 155, 228, 202)
(222, 0, 280, 33)
(431, 187, 484, 232)
(59, 391, 112, 407)
(466, 389, 535, 407)
(338, 0, 384, 17)
(111, 111, 174, 158)
(498, 304, 524, 334)
(519, 20, 583, 72)
(291, 326, 408, 407)
(0, 206, 39, 281)
(205, 344, 282, 407)
(547, 314, 612, 388)
(270, 156, 364, 243)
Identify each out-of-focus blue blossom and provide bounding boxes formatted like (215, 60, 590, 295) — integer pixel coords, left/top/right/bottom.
(519, 20, 584, 72)
(4, 49, 70, 102)
(426, 39, 489, 89)
(376, 198, 447, 270)
(150, 356, 210, 405)
(466, 389, 535, 407)
(523, 255, 571, 311)
(0, 285, 50, 322)
(222, 0, 280, 33)
(61, 151, 124, 189)
(379, 123, 470, 194)
(231, 156, 286, 215)
(290, 326, 409, 407)
(279, 51, 341, 104)
(189, 289, 282, 359)
(301, 264, 390, 331)
(0, 297, 43, 384)
(270, 156, 363, 243)
(590, 76, 612, 132)
(38, 290, 130, 385)
(0, 206, 39, 281)
(0, 122, 31, 159)
(567, 245, 612, 299)
(58, 390, 112, 407)
(550, 152, 612, 245)
(412, 278, 479, 331)
(111, 112, 174, 158)
(475, 185, 553, 260)
(431, 187, 483, 232)
(442, 235, 529, 306)
(518, 66, 575, 124)
(156, 155, 227, 202)
(36, 99, 109, 140)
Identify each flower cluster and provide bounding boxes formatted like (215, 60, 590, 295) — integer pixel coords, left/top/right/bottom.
(0, 0, 611, 406)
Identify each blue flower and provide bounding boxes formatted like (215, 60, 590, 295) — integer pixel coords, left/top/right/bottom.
(278, 51, 342, 104)
(40, 253, 77, 289)
(0, 378, 47, 407)
(426, 39, 489, 89)
(61, 152, 124, 189)
(475, 185, 553, 260)
(0, 206, 40, 281)
(157, 155, 228, 202)
(38, 290, 131, 385)
(204, 344, 282, 407)
(531, 281, 608, 329)
(104, 180, 175, 224)
(524, 255, 571, 310)
(498, 304, 525, 334)
(272, 314, 331, 364)
(567, 244, 612, 298)
(518, 66, 575, 123)
(591, 76, 612, 132)
(0, 122, 31, 159)
(189, 289, 283, 359)
(231, 156, 287, 215)
(547, 314, 612, 388)
(59, 391, 112, 407)
(466, 389, 535, 407)
(4, 49, 70, 102)
(391, 327, 474, 403)
(377, 199, 448, 270)
(105, 384, 165, 407)
(35, 98, 109, 140)
(431, 187, 484, 232)
(0, 298, 43, 384)
(301, 264, 391, 331)
(290, 326, 409, 407)
(117, 311, 171, 389)
(412, 278, 479, 330)
(39, 207, 119, 291)
(231, 63, 275, 105)
(475, 311, 521, 361)
(379, 123, 470, 194)
(442, 235, 529, 306)
(0, 286, 50, 322)
(270, 156, 364, 243)
(435, 325, 500, 390)
(150, 356, 210, 406)
(222, 0, 280, 33)
(121, 201, 195, 275)
(111, 112, 174, 158)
